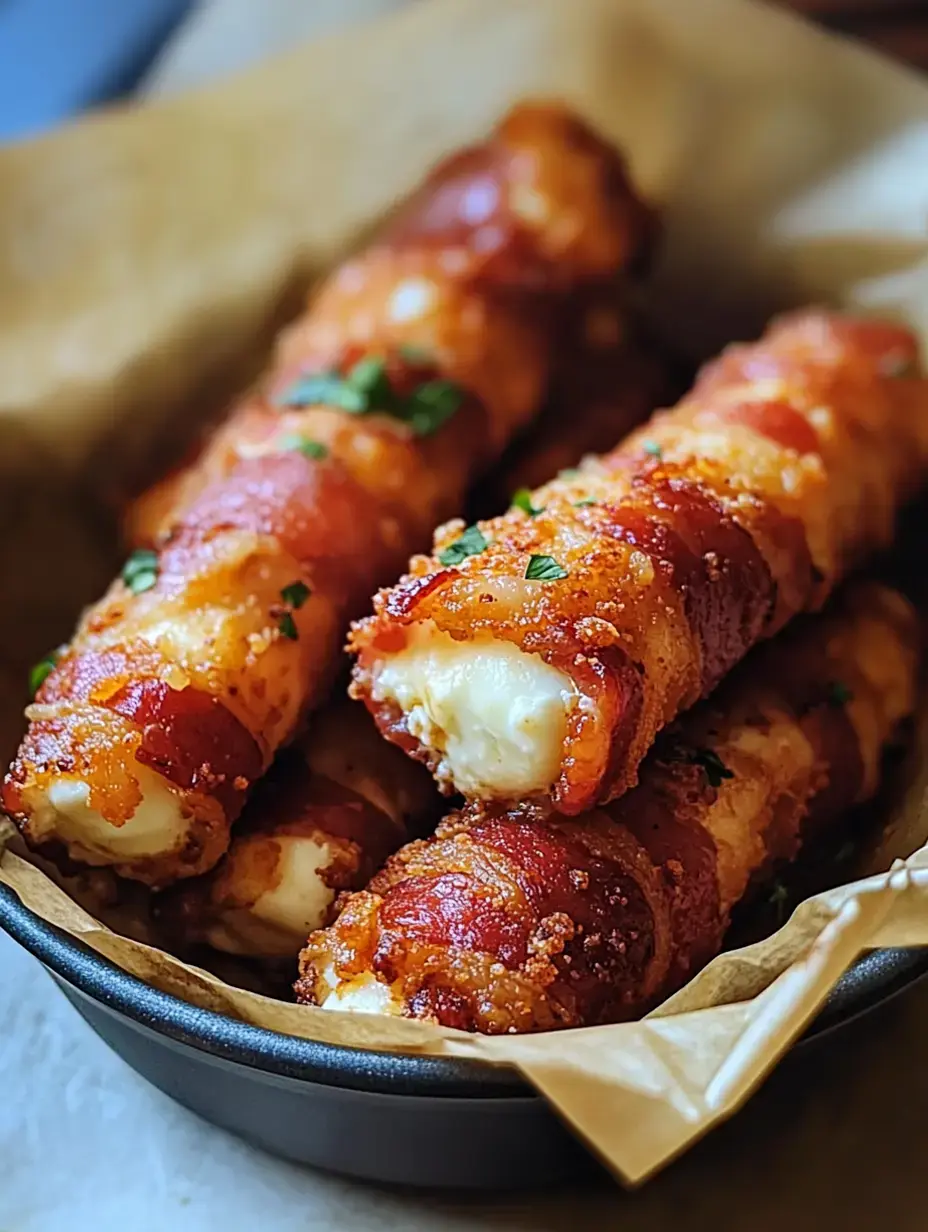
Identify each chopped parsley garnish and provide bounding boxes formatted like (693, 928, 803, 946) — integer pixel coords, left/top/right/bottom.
(438, 525, 488, 566)
(280, 581, 311, 610)
(29, 650, 61, 698)
(403, 379, 463, 437)
(347, 356, 393, 405)
(278, 612, 299, 641)
(276, 581, 310, 640)
(574, 498, 597, 508)
(122, 548, 159, 595)
(275, 357, 463, 437)
(398, 343, 433, 365)
(279, 433, 328, 460)
(525, 554, 568, 581)
(827, 680, 853, 707)
(682, 746, 734, 789)
(512, 488, 542, 517)
(643, 439, 663, 458)
(278, 371, 368, 413)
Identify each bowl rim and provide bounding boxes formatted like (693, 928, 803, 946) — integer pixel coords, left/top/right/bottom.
(2, 879, 927, 1100)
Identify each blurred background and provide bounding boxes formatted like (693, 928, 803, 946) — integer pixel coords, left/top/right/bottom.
(0, 0, 925, 144)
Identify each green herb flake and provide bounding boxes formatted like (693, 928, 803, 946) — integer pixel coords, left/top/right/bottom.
(827, 680, 853, 707)
(525, 554, 569, 582)
(438, 525, 488, 567)
(280, 581, 311, 610)
(278, 611, 299, 641)
(279, 433, 328, 460)
(276, 357, 463, 439)
(574, 498, 597, 508)
(122, 548, 159, 595)
(346, 356, 392, 404)
(276, 372, 366, 413)
(398, 343, 433, 365)
(29, 650, 61, 698)
(511, 488, 542, 517)
(686, 746, 734, 789)
(643, 439, 663, 458)
(404, 379, 463, 437)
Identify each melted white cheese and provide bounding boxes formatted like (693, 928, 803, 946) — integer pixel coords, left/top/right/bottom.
(37, 768, 190, 863)
(371, 624, 575, 798)
(247, 836, 336, 937)
(206, 835, 338, 958)
(319, 969, 400, 1016)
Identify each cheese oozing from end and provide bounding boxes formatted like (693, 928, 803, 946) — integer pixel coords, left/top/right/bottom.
(33, 767, 191, 864)
(370, 624, 576, 798)
(207, 835, 338, 958)
(319, 968, 401, 1016)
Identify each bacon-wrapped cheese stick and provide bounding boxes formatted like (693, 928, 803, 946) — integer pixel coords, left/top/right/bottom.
(2, 103, 655, 886)
(298, 581, 918, 1032)
(155, 699, 439, 959)
(350, 311, 928, 814)
(155, 304, 672, 961)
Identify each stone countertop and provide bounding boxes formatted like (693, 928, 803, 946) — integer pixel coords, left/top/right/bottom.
(4, 3, 928, 1228)
(4, 922, 928, 1231)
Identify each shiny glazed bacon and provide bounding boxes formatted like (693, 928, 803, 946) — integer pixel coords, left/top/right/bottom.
(350, 311, 928, 813)
(300, 582, 919, 1033)
(3, 102, 656, 885)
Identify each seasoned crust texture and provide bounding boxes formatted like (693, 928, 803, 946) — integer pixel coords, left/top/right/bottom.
(3, 102, 654, 885)
(351, 311, 928, 812)
(302, 582, 919, 1033)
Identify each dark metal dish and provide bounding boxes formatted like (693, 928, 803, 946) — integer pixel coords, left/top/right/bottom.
(1, 879, 926, 1189)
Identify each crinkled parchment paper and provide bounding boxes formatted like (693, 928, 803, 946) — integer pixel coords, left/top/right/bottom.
(2, 0, 928, 1187)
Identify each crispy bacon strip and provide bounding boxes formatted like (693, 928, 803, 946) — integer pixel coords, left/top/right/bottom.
(155, 699, 439, 959)
(2, 102, 655, 886)
(299, 581, 918, 1033)
(350, 311, 928, 814)
(155, 306, 672, 960)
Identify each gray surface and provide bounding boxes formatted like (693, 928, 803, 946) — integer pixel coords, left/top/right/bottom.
(4, 922, 928, 1229)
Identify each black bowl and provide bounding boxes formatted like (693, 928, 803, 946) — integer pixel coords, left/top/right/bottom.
(1, 880, 926, 1189)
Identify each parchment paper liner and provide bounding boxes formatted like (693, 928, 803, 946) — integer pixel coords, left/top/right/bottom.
(2, 0, 928, 1187)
